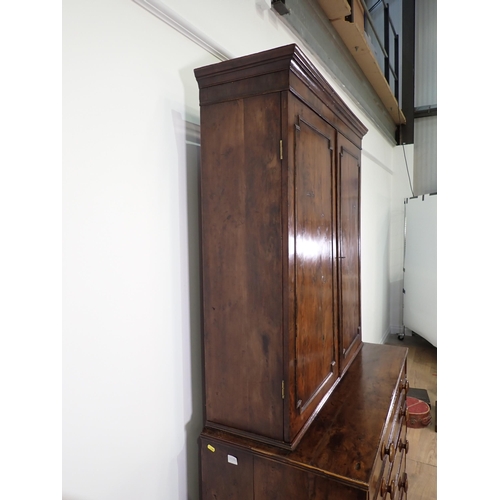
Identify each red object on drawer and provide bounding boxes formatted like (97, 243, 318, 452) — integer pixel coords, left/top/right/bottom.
(407, 396, 431, 428)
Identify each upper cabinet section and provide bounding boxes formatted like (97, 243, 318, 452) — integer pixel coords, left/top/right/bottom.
(195, 44, 367, 450)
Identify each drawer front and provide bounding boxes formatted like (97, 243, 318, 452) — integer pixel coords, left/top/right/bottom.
(387, 425, 404, 498)
(395, 424, 408, 499)
(371, 365, 408, 499)
(381, 369, 408, 456)
(381, 388, 406, 458)
(379, 424, 409, 500)
(396, 460, 408, 500)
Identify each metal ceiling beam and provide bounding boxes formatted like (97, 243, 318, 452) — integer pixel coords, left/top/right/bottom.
(414, 105, 437, 119)
(398, 0, 415, 145)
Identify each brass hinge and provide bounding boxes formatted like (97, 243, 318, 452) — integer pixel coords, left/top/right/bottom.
(279, 140, 283, 160)
(281, 380, 285, 399)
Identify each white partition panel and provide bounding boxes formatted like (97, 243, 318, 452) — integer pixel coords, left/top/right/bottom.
(403, 194, 437, 346)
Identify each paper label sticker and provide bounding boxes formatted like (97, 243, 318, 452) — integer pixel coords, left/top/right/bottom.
(227, 454, 238, 465)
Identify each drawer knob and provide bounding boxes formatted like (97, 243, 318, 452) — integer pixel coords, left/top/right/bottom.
(380, 477, 396, 499)
(399, 439, 410, 455)
(399, 405, 409, 422)
(400, 378, 409, 393)
(380, 442, 395, 462)
(399, 472, 409, 493)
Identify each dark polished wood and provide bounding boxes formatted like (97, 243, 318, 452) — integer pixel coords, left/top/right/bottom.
(195, 44, 368, 146)
(337, 133, 362, 374)
(286, 93, 339, 442)
(200, 343, 409, 500)
(199, 93, 284, 441)
(385, 333, 436, 500)
(293, 105, 336, 414)
(195, 44, 368, 451)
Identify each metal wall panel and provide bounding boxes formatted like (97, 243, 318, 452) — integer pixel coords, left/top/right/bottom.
(413, 0, 437, 194)
(413, 115, 437, 195)
(415, 0, 437, 107)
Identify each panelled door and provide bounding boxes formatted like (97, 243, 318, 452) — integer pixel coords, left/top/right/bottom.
(287, 95, 339, 439)
(337, 133, 362, 374)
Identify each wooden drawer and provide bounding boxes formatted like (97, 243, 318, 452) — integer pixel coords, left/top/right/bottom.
(396, 459, 408, 499)
(395, 424, 409, 499)
(381, 388, 406, 458)
(379, 423, 409, 499)
(370, 363, 407, 499)
(397, 468, 408, 500)
(383, 425, 404, 499)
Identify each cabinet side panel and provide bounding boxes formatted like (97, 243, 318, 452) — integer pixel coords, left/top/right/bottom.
(254, 456, 366, 500)
(200, 437, 254, 500)
(337, 135, 362, 372)
(200, 94, 284, 440)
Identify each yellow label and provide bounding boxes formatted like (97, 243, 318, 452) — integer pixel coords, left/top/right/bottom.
(207, 444, 215, 453)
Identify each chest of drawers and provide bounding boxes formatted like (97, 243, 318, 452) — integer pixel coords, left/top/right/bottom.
(200, 343, 409, 499)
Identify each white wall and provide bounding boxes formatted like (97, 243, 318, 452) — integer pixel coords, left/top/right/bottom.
(389, 144, 415, 335)
(358, 133, 413, 344)
(63, 1, 217, 498)
(63, 1, 410, 498)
